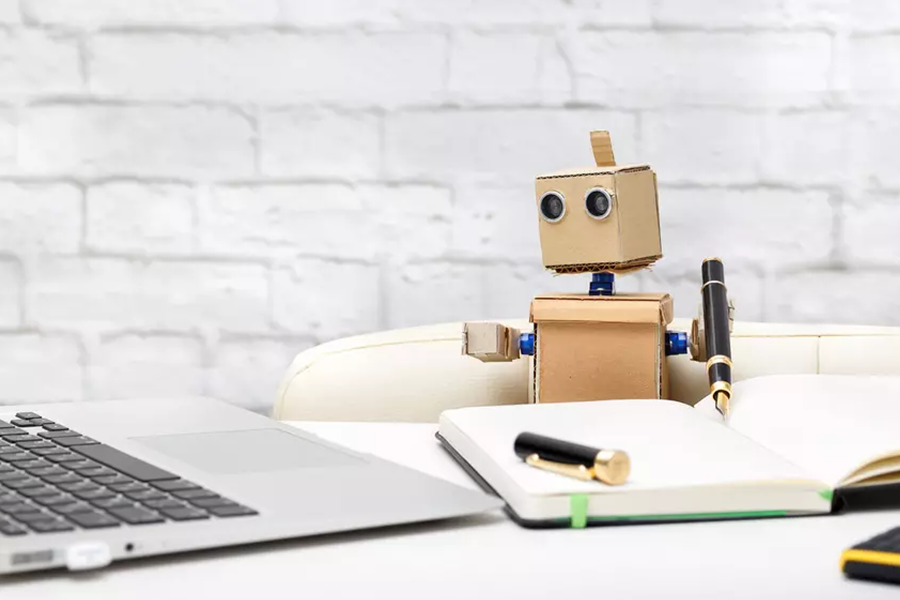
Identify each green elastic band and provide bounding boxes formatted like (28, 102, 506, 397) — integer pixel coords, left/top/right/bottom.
(570, 494, 589, 529)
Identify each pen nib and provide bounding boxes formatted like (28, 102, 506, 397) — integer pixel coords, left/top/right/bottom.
(714, 392, 729, 419)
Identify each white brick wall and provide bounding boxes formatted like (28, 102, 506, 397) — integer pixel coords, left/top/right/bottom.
(2, 0, 899, 412)
(86, 183, 195, 255)
(0, 183, 81, 253)
(18, 105, 256, 178)
(86, 334, 206, 401)
(0, 260, 22, 327)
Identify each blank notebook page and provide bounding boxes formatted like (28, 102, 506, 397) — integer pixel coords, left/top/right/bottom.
(696, 375, 900, 486)
(442, 399, 815, 497)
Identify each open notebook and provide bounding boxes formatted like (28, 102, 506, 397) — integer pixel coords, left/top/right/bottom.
(437, 375, 900, 527)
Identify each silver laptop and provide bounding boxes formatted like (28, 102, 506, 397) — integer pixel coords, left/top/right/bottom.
(0, 397, 501, 574)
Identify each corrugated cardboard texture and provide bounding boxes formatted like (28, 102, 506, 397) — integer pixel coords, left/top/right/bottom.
(536, 321, 663, 402)
(462, 322, 520, 362)
(550, 257, 658, 275)
(590, 130, 616, 167)
(536, 164, 649, 180)
(536, 172, 618, 268)
(618, 169, 662, 264)
(531, 293, 674, 325)
(531, 294, 672, 402)
(534, 167, 662, 274)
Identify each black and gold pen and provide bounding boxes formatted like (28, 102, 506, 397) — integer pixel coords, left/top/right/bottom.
(701, 258, 733, 418)
(513, 432, 630, 485)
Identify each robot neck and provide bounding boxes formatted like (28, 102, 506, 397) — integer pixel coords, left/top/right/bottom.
(589, 272, 616, 296)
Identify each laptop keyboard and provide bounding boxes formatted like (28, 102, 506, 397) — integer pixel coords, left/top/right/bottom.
(0, 412, 257, 536)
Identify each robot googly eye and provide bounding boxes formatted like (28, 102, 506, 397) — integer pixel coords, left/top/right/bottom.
(584, 188, 613, 220)
(539, 191, 566, 223)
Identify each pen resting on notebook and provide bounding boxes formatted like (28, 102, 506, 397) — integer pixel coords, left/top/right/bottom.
(514, 432, 630, 485)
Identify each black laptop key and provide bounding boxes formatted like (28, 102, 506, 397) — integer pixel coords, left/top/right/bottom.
(0, 463, 13, 472)
(45, 453, 83, 463)
(19, 486, 60, 498)
(172, 488, 217, 500)
(10, 419, 38, 428)
(0, 435, 28, 445)
(159, 506, 208, 521)
(11, 435, 43, 444)
(75, 465, 107, 478)
(0, 519, 27, 536)
(79, 466, 115, 478)
(3, 477, 44, 490)
(0, 491, 20, 503)
(66, 460, 102, 473)
(15, 510, 56, 523)
(73, 488, 115, 501)
(0, 420, 16, 430)
(125, 489, 167, 502)
(109, 482, 147, 494)
(28, 519, 75, 533)
(31, 466, 69, 478)
(188, 496, 235, 509)
(58, 481, 98, 493)
(51, 501, 94, 515)
(9, 434, 42, 443)
(33, 494, 76, 507)
(0, 471, 28, 482)
(54, 436, 98, 448)
(73, 445, 177, 482)
(18, 440, 55, 450)
(41, 423, 68, 432)
(18, 459, 52, 471)
(142, 498, 187, 510)
(0, 502, 39, 515)
(91, 474, 133, 486)
(152, 479, 199, 492)
(2, 452, 35, 463)
(31, 447, 71, 456)
(90, 496, 134, 510)
(29, 419, 54, 426)
(15, 412, 41, 420)
(107, 506, 165, 525)
(38, 430, 80, 439)
(66, 510, 121, 529)
(41, 473, 82, 485)
(206, 503, 257, 518)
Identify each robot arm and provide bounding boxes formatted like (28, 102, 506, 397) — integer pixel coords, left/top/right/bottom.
(462, 322, 531, 363)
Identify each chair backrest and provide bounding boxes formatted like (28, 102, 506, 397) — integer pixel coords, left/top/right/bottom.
(275, 319, 900, 422)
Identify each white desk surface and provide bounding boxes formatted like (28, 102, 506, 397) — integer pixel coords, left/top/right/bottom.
(3, 421, 900, 600)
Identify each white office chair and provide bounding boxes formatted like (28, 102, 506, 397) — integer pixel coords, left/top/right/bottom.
(275, 319, 900, 422)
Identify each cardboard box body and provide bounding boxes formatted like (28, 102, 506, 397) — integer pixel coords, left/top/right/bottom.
(534, 165, 662, 274)
(530, 292, 674, 403)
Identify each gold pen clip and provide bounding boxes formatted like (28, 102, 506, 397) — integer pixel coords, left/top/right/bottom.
(525, 450, 630, 485)
(526, 454, 596, 481)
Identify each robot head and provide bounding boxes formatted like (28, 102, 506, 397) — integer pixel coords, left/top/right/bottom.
(534, 131, 662, 274)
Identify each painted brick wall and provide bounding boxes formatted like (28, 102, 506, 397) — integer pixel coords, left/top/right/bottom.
(1, 0, 898, 411)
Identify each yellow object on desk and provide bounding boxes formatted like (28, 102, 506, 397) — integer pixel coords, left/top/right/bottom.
(842, 527, 900, 585)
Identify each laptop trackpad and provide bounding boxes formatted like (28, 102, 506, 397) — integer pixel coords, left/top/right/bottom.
(133, 429, 362, 475)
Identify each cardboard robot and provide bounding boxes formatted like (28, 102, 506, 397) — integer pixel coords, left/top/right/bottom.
(462, 131, 734, 416)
